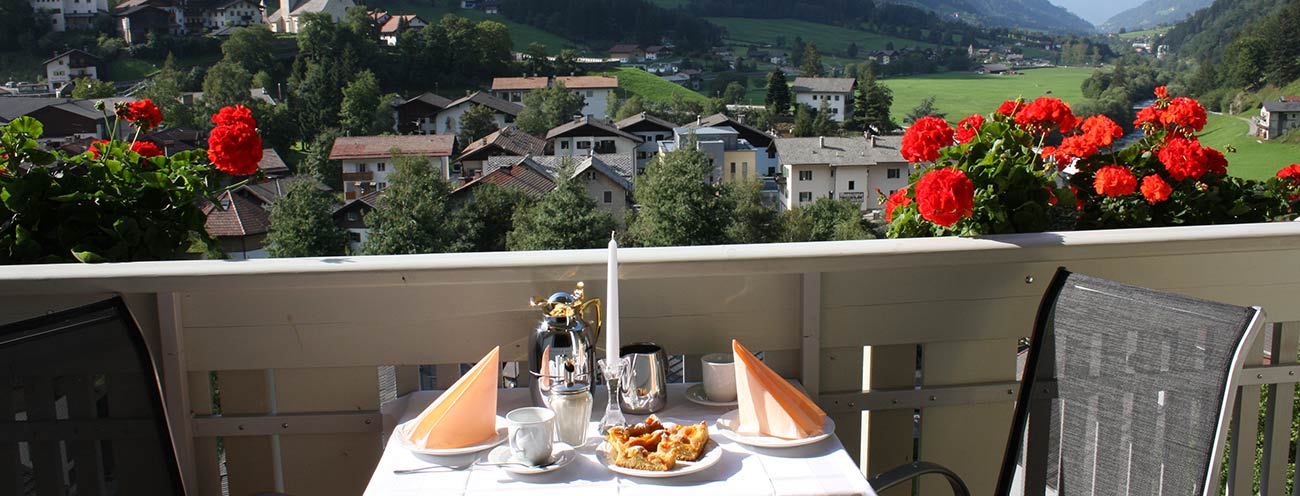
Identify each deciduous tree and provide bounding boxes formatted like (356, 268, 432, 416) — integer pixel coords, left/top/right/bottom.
(724, 180, 779, 244)
(515, 81, 585, 135)
(70, 78, 115, 99)
(458, 104, 500, 145)
(202, 60, 253, 119)
(627, 136, 731, 246)
(266, 179, 347, 257)
(338, 70, 385, 135)
(363, 155, 454, 254)
(448, 183, 534, 252)
(507, 162, 615, 250)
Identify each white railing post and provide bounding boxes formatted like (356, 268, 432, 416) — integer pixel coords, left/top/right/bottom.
(1262, 322, 1299, 495)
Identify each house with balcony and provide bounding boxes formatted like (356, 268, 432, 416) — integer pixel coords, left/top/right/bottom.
(204, 0, 263, 30)
(392, 92, 452, 135)
(615, 112, 678, 174)
(544, 116, 641, 161)
(491, 75, 618, 119)
(1259, 97, 1300, 140)
(433, 92, 522, 137)
(454, 126, 546, 180)
(266, 0, 353, 33)
(491, 76, 549, 104)
(43, 50, 100, 93)
(773, 134, 909, 213)
(30, 0, 108, 31)
(329, 134, 456, 200)
(485, 154, 634, 222)
(792, 77, 855, 123)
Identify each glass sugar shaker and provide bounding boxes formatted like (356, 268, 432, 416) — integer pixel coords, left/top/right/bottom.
(548, 361, 593, 447)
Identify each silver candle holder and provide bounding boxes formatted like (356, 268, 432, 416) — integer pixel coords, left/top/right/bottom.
(597, 357, 629, 434)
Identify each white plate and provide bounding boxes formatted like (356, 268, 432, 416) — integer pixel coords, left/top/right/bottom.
(397, 416, 508, 456)
(685, 384, 738, 407)
(714, 409, 835, 448)
(596, 439, 722, 478)
(486, 442, 577, 474)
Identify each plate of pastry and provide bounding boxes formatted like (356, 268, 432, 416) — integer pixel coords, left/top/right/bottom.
(714, 409, 835, 448)
(596, 415, 722, 478)
(396, 415, 509, 456)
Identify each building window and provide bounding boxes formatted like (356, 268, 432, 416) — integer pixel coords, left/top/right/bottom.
(378, 182, 387, 189)
(349, 232, 361, 242)
(730, 162, 736, 173)
(560, 141, 570, 150)
(586, 171, 596, 180)
(799, 192, 812, 202)
(848, 180, 856, 190)
(577, 141, 592, 150)
(346, 211, 358, 221)
(798, 170, 813, 181)
(603, 191, 613, 203)
(767, 166, 776, 176)
(357, 163, 368, 172)
(586, 90, 594, 97)
(377, 163, 386, 171)
(637, 151, 648, 159)
(834, 95, 840, 101)
(887, 168, 901, 179)
(595, 140, 616, 154)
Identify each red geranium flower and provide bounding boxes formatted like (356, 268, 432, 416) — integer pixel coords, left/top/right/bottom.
(1140, 175, 1172, 204)
(1016, 97, 1080, 134)
(117, 100, 163, 130)
(1154, 86, 1169, 100)
(131, 141, 163, 158)
(1204, 147, 1228, 175)
(89, 139, 111, 160)
(996, 100, 1021, 116)
(1093, 165, 1138, 197)
(901, 116, 955, 163)
(885, 187, 912, 222)
(1160, 97, 1207, 135)
(1134, 105, 1163, 130)
(207, 106, 263, 176)
(955, 114, 984, 144)
(1080, 115, 1124, 149)
(914, 168, 974, 227)
(1158, 138, 1210, 181)
(1277, 164, 1300, 200)
(212, 105, 257, 128)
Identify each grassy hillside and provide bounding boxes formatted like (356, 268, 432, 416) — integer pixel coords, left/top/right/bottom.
(365, 1, 584, 53)
(705, 17, 936, 56)
(1117, 26, 1172, 39)
(600, 67, 709, 105)
(1199, 113, 1300, 180)
(881, 67, 1095, 122)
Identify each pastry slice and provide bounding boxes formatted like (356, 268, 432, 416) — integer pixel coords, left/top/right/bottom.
(658, 422, 709, 461)
(614, 445, 676, 471)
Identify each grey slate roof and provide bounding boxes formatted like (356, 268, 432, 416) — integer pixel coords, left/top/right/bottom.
(774, 136, 906, 166)
(545, 116, 642, 142)
(1263, 100, 1300, 113)
(443, 91, 523, 116)
(398, 92, 452, 110)
(614, 112, 678, 133)
(791, 77, 856, 94)
(484, 153, 635, 192)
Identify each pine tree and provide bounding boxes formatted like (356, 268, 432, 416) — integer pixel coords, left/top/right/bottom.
(627, 136, 732, 247)
(724, 180, 779, 244)
(801, 43, 824, 77)
(846, 42, 859, 59)
(791, 37, 806, 67)
(854, 67, 896, 134)
(765, 68, 791, 116)
(338, 70, 383, 135)
(300, 128, 342, 190)
(813, 100, 839, 136)
(458, 104, 500, 145)
(507, 162, 615, 251)
(792, 104, 815, 137)
(266, 179, 348, 257)
(361, 155, 453, 255)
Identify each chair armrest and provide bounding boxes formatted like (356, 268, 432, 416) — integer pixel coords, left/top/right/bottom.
(867, 461, 971, 496)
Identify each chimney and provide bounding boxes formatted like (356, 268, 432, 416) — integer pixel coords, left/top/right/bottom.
(819, 136, 824, 148)
(870, 135, 876, 148)
(279, 0, 291, 26)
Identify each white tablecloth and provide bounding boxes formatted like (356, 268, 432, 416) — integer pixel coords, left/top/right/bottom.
(364, 383, 876, 496)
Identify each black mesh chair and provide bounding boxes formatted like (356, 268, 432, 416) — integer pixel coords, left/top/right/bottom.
(0, 297, 186, 495)
(870, 268, 1265, 496)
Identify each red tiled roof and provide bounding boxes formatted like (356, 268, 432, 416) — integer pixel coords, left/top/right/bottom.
(203, 191, 271, 237)
(452, 159, 554, 199)
(556, 75, 618, 89)
(492, 77, 549, 91)
(329, 134, 454, 161)
(380, 14, 422, 34)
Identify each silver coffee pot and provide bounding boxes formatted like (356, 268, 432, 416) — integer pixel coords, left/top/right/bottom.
(528, 282, 600, 407)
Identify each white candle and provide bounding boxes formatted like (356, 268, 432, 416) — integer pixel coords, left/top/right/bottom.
(605, 233, 620, 366)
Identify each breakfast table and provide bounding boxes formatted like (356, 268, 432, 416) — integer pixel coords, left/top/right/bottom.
(364, 383, 877, 496)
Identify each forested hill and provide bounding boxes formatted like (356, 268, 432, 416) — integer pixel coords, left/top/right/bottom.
(885, 0, 1095, 33)
(497, 0, 720, 52)
(1098, 0, 1212, 32)
(1162, 0, 1288, 62)
(687, 0, 987, 42)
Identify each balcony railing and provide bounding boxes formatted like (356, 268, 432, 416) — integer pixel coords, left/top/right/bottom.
(2, 222, 1300, 495)
(342, 171, 375, 182)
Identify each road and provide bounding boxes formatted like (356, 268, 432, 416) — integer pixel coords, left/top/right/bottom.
(1210, 111, 1260, 137)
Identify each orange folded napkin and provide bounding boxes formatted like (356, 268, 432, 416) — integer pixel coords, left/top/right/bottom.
(733, 340, 827, 439)
(405, 346, 500, 448)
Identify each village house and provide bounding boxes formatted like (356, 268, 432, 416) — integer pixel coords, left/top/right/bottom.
(43, 50, 100, 93)
(1259, 97, 1300, 140)
(203, 191, 271, 259)
(608, 44, 643, 62)
(485, 154, 635, 222)
(544, 116, 641, 161)
(657, 124, 769, 184)
(792, 77, 856, 123)
(377, 14, 425, 46)
(114, 5, 174, 43)
(459, 0, 498, 14)
(685, 113, 778, 176)
(205, 0, 262, 30)
(614, 112, 678, 173)
(772, 135, 910, 214)
(490, 76, 548, 104)
(454, 126, 546, 180)
(490, 75, 618, 119)
(0, 97, 132, 146)
(449, 158, 554, 204)
(391, 92, 452, 135)
(329, 135, 456, 200)
(332, 190, 381, 253)
(434, 92, 522, 137)
(29, 0, 108, 31)
(267, 0, 354, 34)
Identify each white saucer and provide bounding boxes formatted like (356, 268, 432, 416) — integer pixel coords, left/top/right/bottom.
(397, 416, 509, 455)
(685, 384, 738, 407)
(714, 409, 834, 448)
(596, 439, 722, 478)
(486, 442, 576, 474)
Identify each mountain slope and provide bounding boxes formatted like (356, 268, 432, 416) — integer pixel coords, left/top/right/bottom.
(886, 0, 1095, 33)
(1099, 0, 1213, 32)
(1049, 0, 1144, 25)
(1161, 0, 1287, 61)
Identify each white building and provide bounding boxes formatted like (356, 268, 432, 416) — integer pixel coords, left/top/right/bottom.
(378, 14, 425, 46)
(31, 0, 108, 31)
(44, 50, 100, 93)
(792, 77, 855, 123)
(614, 112, 677, 174)
(266, 0, 353, 34)
(484, 154, 635, 222)
(544, 116, 641, 161)
(434, 92, 522, 137)
(329, 135, 455, 200)
(206, 0, 263, 30)
(489, 75, 618, 120)
(773, 135, 910, 213)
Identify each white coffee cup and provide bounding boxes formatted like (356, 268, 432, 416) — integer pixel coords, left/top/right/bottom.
(702, 353, 737, 402)
(506, 407, 554, 465)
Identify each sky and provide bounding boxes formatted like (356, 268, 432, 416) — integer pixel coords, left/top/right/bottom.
(1049, 0, 1147, 25)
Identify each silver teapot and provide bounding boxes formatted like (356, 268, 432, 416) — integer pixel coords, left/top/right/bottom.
(528, 282, 600, 407)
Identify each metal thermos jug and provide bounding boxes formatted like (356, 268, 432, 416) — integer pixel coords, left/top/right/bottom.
(528, 282, 601, 407)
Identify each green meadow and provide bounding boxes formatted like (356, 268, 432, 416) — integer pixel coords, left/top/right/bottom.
(880, 67, 1096, 122)
(705, 17, 936, 55)
(600, 67, 710, 106)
